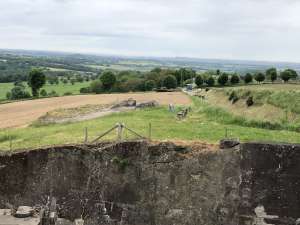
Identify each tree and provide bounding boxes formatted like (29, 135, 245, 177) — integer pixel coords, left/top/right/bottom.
(217, 73, 228, 86)
(280, 69, 292, 83)
(216, 69, 221, 75)
(145, 80, 156, 91)
(254, 72, 265, 83)
(286, 69, 298, 80)
(205, 76, 215, 87)
(266, 68, 277, 82)
(195, 75, 203, 87)
(28, 69, 46, 97)
(244, 73, 253, 84)
(230, 74, 240, 85)
(163, 75, 177, 89)
(100, 71, 116, 91)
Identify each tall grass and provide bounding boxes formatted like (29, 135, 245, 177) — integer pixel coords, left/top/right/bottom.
(192, 97, 300, 132)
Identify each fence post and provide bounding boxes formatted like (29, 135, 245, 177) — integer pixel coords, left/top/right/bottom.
(225, 128, 228, 138)
(9, 135, 12, 151)
(148, 123, 152, 140)
(84, 127, 88, 143)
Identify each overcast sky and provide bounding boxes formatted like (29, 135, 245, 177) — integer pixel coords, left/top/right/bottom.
(1, 0, 300, 62)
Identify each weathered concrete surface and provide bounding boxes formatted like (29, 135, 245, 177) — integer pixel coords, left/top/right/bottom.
(0, 141, 240, 225)
(0, 141, 299, 225)
(240, 142, 300, 225)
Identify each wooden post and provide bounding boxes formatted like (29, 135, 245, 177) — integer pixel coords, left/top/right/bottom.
(9, 135, 12, 151)
(148, 123, 152, 140)
(225, 128, 228, 138)
(117, 123, 124, 141)
(84, 127, 88, 143)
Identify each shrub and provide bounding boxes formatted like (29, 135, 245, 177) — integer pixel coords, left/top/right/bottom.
(232, 96, 239, 104)
(217, 73, 228, 86)
(228, 91, 237, 101)
(195, 75, 203, 87)
(163, 75, 177, 89)
(8, 85, 31, 100)
(40, 89, 47, 97)
(230, 74, 240, 85)
(246, 96, 254, 107)
(49, 90, 59, 97)
(63, 92, 73, 96)
(90, 80, 103, 94)
(80, 87, 91, 94)
(244, 73, 253, 84)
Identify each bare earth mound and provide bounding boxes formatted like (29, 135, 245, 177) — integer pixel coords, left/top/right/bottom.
(0, 92, 191, 129)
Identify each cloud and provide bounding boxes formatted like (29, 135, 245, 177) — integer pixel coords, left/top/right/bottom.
(0, 0, 300, 61)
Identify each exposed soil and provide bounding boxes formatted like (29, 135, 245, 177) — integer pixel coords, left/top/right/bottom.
(0, 92, 191, 129)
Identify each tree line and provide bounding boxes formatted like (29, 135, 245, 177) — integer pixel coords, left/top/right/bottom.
(4, 67, 300, 100)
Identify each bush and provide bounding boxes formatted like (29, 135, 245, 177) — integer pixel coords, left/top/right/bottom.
(230, 74, 240, 85)
(145, 80, 156, 91)
(232, 96, 239, 104)
(195, 75, 203, 87)
(48, 90, 59, 97)
(244, 73, 253, 84)
(80, 87, 91, 94)
(246, 96, 254, 107)
(40, 89, 47, 97)
(228, 91, 237, 101)
(217, 73, 228, 86)
(163, 75, 177, 89)
(8, 85, 31, 100)
(63, 92, 73, 96)
(90, 80, 103, 94)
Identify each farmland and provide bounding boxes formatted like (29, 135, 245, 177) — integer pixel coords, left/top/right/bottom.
(0, 81, 91, 101)
(0, 92, 191, 128)
(0, 92, 300, 151)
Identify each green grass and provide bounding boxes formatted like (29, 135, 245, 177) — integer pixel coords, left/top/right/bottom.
(0, 81, 91, 100)
(1, 100, 300, 151)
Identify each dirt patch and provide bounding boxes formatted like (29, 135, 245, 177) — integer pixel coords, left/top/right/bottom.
(35, 104, 135, 125)
(0, 92, 191, 129)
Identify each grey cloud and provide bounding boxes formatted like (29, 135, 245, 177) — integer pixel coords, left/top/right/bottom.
(0, 0, 300, 61)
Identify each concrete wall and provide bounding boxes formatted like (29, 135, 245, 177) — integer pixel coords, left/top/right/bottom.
(0, 141, 299, 225)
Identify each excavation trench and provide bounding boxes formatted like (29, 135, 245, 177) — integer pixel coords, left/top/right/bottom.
(0, 140, 299, 225)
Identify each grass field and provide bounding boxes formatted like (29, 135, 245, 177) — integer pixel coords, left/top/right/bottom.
(0, 96, 300, 151)
(0, 81, 91, 100)
(198, 84, 300, 127)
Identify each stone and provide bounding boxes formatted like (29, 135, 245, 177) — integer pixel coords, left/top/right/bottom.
(74, 219, 84, 225)
(14, 206, 34, 218)
(111, 99, 136, 109)
(135, 100, 159, 108)
(220, 139, 240, 149)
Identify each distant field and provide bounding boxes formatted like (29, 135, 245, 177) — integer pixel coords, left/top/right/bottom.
(0, 92, 191, 129)
(0, 81, 91, 100)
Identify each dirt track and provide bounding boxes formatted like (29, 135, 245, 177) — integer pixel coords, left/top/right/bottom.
(0, 92, 191, 129)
